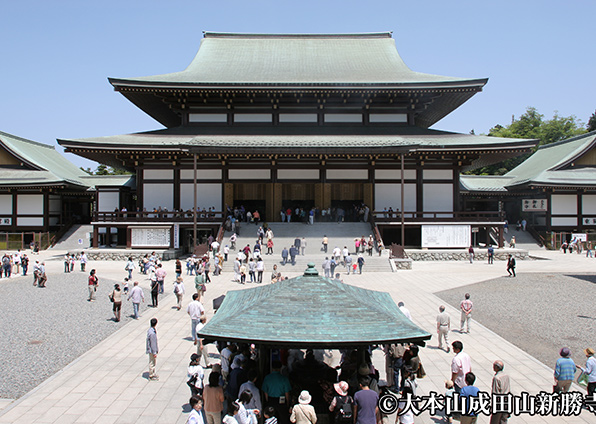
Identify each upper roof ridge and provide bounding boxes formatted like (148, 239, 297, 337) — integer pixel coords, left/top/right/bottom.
(537, 129, 596, 150)
(0, 130, 55, 150)
(203, 31, 393, 39)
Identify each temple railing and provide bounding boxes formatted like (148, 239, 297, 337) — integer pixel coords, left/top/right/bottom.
(372, 210, 505, 222)
(93, 211, 224, 223)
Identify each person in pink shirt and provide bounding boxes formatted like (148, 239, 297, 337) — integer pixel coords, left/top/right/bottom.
(450, 341, 472, 393)
(155, 263, 167, 294)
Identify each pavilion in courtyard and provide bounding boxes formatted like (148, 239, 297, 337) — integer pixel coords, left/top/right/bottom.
(198, 263, 431, 348)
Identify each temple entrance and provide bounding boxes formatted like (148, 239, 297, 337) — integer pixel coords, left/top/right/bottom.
(233, 183, 268, 222)
(280, 183, 315, 222)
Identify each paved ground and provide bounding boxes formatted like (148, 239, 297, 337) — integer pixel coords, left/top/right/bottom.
(0, 233, 596, 423)
(436, 272, 596, 373)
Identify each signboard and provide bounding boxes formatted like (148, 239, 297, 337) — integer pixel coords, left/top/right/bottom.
(523, 199, 548, 212)
(0, 218, 11, 225)
(131, 227, 171, 247)
(572, 233, 587, 242)
(421, 225, 471, 248)
(173, 224, 180, 249)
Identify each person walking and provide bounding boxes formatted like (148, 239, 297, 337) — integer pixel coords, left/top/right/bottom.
(301, 237, 306, 256)
(290, 391, 317, 424)
(554, 347, 576, 393)
(146, 318, 159, 381)
(256, 257, 265, 283)
(490, 360, 511, 424)
(436, 305, 451, 352)
(322, 257, 331, 278)
(109, 283, 122, 322)
(281, 247, 288, 266)
(38, 262, 47, 287)
(125, 257, 135, 280)
(459, 372, 480, 424)
(289, 245, 297, 265)
(127, 281, 144, 319)
(460, 293, 473, 333)
(150, 272, 159, 307)
(173, 276, 185, 310)
(357, 254, 365, 274)
(353, 376, 378, 424)
(322, 235, 328, 253)
(487, 245, 494, 264)
(21, 254, 29, 276)
(506, 255, 516, 277)
(155, 263, 166, 294)
(468, 246, 474, 264)
(88, 269, 98, 302)
(80, 251, 87, 272)
(577, 348, 596, 397)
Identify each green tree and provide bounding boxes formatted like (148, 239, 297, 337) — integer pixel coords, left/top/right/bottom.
(468, 107, 586, 175)
(93, 164, 131, 175)
(587, 110, 596, 132)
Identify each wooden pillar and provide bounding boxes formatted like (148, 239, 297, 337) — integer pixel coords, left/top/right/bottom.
(92, 226, 99, 248)
(43, 192, 50, 231)
(269, 183, 282, 222)
(126, 227, 132, 249)
(577, 191, 583, 231)
(173, 168, 181, 211)
(363, 183, 373, 210)
(315, 183, 324, 211)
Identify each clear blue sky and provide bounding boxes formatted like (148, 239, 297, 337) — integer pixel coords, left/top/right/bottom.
(1, 0, 594, 169)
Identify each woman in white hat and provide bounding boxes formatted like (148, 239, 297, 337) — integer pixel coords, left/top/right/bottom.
(329, 381, 353, 424)
(290, 390, 317, 424)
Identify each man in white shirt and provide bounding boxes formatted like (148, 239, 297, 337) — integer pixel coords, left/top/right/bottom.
(220, 343, 237, 381)
(398, 302, 412, 321)
(187, 293, 205, 345)
(451, 340, 472, 393)
(239, 369, 262, 412)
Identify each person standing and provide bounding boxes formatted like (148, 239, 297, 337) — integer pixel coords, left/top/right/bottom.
(124, 257, 135, 279)
(294, 237, 301, 254)
(187, 353, 205, 396)
(506, 255, 516, 277)
(289, 245, 297, 266)
(468, 246, 474, 264)
(490, 360, 511, 424)
(460, 293, 473, 333)
(322, 235, 328, 253)
(436, 305, 451, 352)
(398, 302, 412, 321)
(301, 237, 306, 256)
(322, 257, 331, 278)
(64, 253, 71, 273)
(38, 262, 47, 287)
(127, 281, 144, 319)
(450, 341, 472, 393)
(487, 245, 494, 264)
(353, 376, 379, 424)
(155, 263, 167, 294)
(108, 283, 122, 322)
(88, 269, 98, 302)
(174, 276, 185, 310)
(345, 253, 353, 274)
(554, 347, 576, 393)
(187, 395, 207, 424)
(32, 260, 40, 286)
(281, 247, 289, 266)
(290, 390, 317, 424)
(146, 318, 159, 381)
(80, 251, 87, 272)
(577, 348, 596, 397)
(459, 372, 480, 424)
(204, 372, 225, 424)
(187, 293, 206, 346)
(256, 257, 265, 284)
(262, 361, 291, 423)
(21, 254, 29, 276)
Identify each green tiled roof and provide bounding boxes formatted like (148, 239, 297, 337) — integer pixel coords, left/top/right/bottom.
(505, 131, 596, 188)
(459, 175, 513, 193)
(111, 33, 486, 87)
(0, 130, 90, 187)
(59, 127, 536, 152)
(198, 264, 431, 348)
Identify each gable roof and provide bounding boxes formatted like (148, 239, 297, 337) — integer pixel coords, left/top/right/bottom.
(111, 32, 487, 88)
(0, 130, 89, 188)
(198, 264, 431, 348)
(505, 131, 596, 188)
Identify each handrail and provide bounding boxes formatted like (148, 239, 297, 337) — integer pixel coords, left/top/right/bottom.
(372, 210, 505, 222)
(50, 219, 75, 248)
(389, 243, 408, 259)
(93, 210, 224, 222)
(527, 226, 545, 247)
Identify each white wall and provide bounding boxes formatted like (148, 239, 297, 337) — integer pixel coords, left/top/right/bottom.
(180, 169, 222, 180)
(423, 169, 453, 180)
(98, 191, 119, 212)
(17, 194, 43, 214)
(0, 194, 12, 214)
(375, 169, 417, 180)
(423, 184, 453, 213)
(582, 195, 596, 214)
(279, 114, 318, 123)
(143, 169, 174, 180)
(143, 184, 173, 210)
(228, 169, 270, 180)
(374, 183, 416, 212)
(189, 113, 227, 123)
(180, 183, 222, 211)
(234, 114, 272, 123)
(325, 114, 362, 123)
(17, 217, 43, 226)
(551, 217, 578, 226)
(326, 169, 368, 180)
(369, 114, 407, 123)
(551, 194, 577, 215)
(277, 169, 320, 179)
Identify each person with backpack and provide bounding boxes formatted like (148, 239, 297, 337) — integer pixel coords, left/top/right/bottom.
(329, 381, 353, 424)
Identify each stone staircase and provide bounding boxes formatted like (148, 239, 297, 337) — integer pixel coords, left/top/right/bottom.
(50, 224, 93, 252)
(224, 222, 392, 273)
